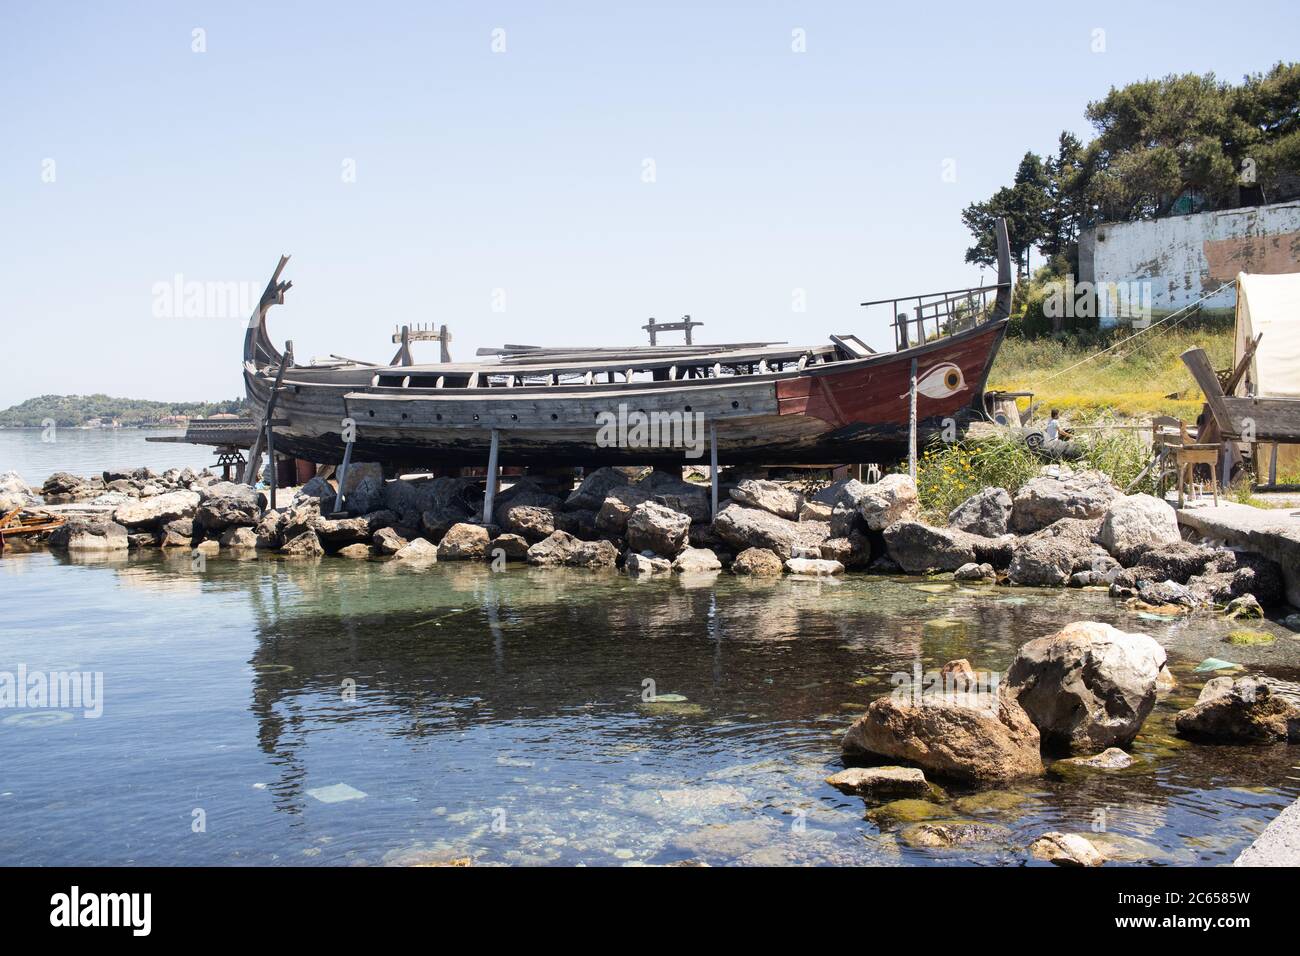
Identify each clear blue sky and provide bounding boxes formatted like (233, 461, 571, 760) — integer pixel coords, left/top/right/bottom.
(3, 1, 1296, 407)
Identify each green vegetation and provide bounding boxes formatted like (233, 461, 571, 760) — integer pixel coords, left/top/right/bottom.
(1224, 629, 1275, 647)
(964, 64, 1300, 283)
(988, 322, 1235, 419)
(911, 421, 1155, 519)
(0, 394, 247, 428)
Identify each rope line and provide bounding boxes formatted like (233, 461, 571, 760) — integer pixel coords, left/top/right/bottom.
(1026, 280, 1236, 391)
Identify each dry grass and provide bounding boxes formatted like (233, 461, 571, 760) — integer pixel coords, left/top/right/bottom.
(989, 324, 1235, 420)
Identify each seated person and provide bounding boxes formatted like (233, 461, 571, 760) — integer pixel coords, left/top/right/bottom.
(1043, 408, 1071, 442)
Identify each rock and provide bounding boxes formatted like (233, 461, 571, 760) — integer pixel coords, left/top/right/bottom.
(841, 689, 1043, 784)
(593, 486, 653, 534)
(819, 532, 871, 569)
(1005, 621, 1167, 752)
(565, 466, 631, 511)
(556, 508, 599, 540)
(948, 487, 1012, 537)
(337, 543, 372, 559)
(253, 511, 284, 549)
(160, 518, 198, 548)
(488, 533, 530, 561)
(626, 552, 672, 575)
(1188, 551, 1287, 607)
(437, 523, 491, 561)
(194, 539, 220, 557)
(1010, 469, 1119, 533)
(1124, 541, 1219, 583)
(731, 547, 784, 576)
(1029, 832, 1106, 867)
(526, 530, 619, 569)
(626, 501, 691, 557)
(898, 821, 1011, 849)
(1175, 677, 1300, 742)
(297, 475, 336, 508)
(48, 516, 129, 551)
(393, 538, 439, 562)
(1052, 747, 1135, 771)
(825, 766, 930, 801)
(882, 521, 988, 574)
(0, 470, 39, 511)
(714, 504, 805, 560)
(109, 489, 201, 529)
(799, 501, 832, 522)
(857, 474, 920, 531)
(127, 532, 154, 549)
(1123, 578, 1200, 609)
(1225, 595, 1264, 620)
(338, 463, 384, 511)
(384, 476, 480, 528)
(672, 547, 722, 573)
(1097, 494, 1181, 563)
(784, 557, 844, 576)
(312, 515, 371, 545)
(954, 562, 995, 582)
(220, 526, 259, 549)
(1007, 539, 1076, 586)
(499, 504, 560, 542)
(372, 526, 409, 555)
(195, 481, 261, 531)
(280, 530, 325, 557)
(729, 479, 804, 521)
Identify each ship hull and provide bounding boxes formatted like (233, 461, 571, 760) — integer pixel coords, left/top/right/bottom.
(245, 320, 1007, 468)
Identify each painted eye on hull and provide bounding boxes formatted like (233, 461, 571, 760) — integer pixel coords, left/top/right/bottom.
(899, 362, 966, 400)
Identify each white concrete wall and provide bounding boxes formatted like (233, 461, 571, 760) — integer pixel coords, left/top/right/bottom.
(1079, 201, 1300, 327)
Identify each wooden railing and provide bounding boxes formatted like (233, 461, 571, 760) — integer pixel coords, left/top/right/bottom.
(862, 282, 1009, 351)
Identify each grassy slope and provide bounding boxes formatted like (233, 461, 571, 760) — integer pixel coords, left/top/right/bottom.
(987, 324, 1235, 420)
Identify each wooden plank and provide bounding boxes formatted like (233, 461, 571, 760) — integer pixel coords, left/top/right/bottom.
(1181, 347, 1235, 435)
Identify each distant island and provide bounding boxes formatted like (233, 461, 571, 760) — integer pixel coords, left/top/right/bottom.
(0, 394, 248, 428)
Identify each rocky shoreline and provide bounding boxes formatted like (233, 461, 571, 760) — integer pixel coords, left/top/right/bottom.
(7, 464, 1291, 620)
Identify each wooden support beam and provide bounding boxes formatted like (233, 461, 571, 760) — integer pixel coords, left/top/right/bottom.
(1182, 347, 1236, 436)
(482, 429, 500, 524)
(908, 358, 918, 480)
(333, 436, 355, 514)
(709, 422, 719, 520)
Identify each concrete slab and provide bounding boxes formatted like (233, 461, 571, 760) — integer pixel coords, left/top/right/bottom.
(1175, 499, 1300, 607)
(1235, 796, 1300, 866)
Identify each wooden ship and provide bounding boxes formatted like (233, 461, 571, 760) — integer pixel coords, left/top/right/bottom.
(240, 220, 1013, 476)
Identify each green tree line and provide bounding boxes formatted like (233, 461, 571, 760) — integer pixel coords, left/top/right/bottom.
(964, 63, 1300, 280)
(0, 394, 248, 427)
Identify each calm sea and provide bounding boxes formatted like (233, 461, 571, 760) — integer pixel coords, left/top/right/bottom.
(0, 428, 217, 486)
(0, 550, 1295, 867)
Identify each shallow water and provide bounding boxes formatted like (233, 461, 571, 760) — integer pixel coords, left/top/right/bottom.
(0, 428, 211, 486)
(1, 549, 1297, 867)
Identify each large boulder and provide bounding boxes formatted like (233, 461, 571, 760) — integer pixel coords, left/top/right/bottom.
(819, 531, 871, 569)
(195, 482, 260, 531)
(492, 479, 563, 529)
(842, 686, 1043, 785)
(714, 504, 805, 559)
(526, 530, 619, 569)
(1010, 469, 1119, 533)
(593, 486, 653, 534)
(489, 533, 530, 561)
(498, 504, 560, 542)
(731, 547, 784, 576)
(393, 537, 438, 563)
(111, 490, 200, 529)
(565, 466, 631, 511)
(882, 521, 991, 574)
(729, 479, 803, 521)
(948, 487, 1012, 537)
(0, 470, 39, 512)
(341, 469, 385, 516)
(824, 766, 930, 801)
(627, 501, 691, 556)
(626, 552, 672, 575)
(1006, 621, 1167, 752)
(672, 547, 722, 574)
(312, 515, 371, 546)
(1125, 541, 1220, 583)
(1188, 551, 1287, 607)
(1175, 677, 1300, 743)
(1097, 494, 1181, 563)
(281, 530, 325, 557)
(372, 527, 408, 555)
(48, 516, 128, 551)
(785, 557, 844, 576)
(437, 523, 491, 561)
(857, 474, 920, 531)
(1007, 538, 1076, 586)
(383, 476, 480, 528)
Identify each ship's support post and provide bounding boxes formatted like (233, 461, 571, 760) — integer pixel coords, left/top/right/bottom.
(908, 358, 918, 481)
(709, 422, 719, 520)
(266, 426, 277, 510)
(482, 429, 501, 524)
(333, 436, 355, 515)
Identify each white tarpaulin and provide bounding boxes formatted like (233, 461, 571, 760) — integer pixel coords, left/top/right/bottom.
(1235, 270, 1300, 400)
